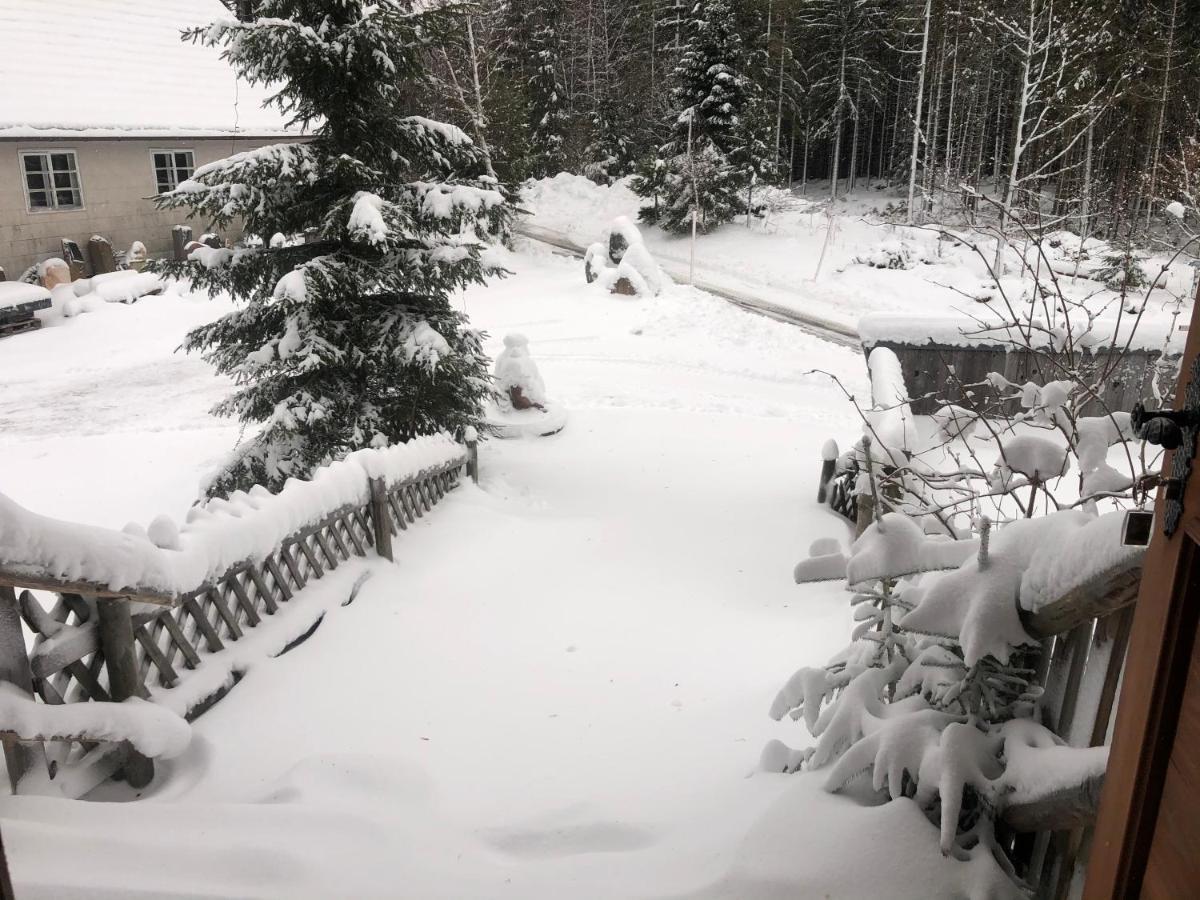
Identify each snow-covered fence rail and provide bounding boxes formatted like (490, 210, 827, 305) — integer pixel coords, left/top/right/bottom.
(0, 433, 474, 797)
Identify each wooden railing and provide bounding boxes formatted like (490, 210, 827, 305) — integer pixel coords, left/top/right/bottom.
(1008, 565, 1140, 900)
(1, 436, 479, 797)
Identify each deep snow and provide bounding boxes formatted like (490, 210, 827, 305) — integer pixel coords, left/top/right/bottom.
(1, 243, 1013, 897)
(523, 174, 1195, 355)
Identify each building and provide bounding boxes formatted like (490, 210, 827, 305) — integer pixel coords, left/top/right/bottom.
(0, 0, 301, 278)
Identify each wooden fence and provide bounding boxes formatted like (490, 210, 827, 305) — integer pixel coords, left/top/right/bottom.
(1, 437, 479, 797)
(862, 339, 1170, 417)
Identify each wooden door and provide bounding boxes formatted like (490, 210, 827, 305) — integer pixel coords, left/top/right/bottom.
(1084, 302, 1200, 898)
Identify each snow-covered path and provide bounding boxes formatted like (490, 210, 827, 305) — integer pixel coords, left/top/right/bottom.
(1, 247, 1003, 898)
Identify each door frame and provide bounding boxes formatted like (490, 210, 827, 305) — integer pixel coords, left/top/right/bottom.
(1083, 301, 1200, 898)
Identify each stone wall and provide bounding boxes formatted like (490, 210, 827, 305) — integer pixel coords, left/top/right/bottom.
(0, 136, 284, 277)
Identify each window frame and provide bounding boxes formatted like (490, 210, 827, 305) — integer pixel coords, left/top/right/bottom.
(151, 149, 196, 195)
(19, 149, 84, 213)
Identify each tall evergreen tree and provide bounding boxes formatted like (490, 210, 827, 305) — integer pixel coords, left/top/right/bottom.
(155, 0, 511, 497)
(634, 0, 768, 233)
(523, 0, 570, 178)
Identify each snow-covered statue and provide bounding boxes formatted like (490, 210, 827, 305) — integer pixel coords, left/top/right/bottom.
(495, 333, 547, 412)
(485, 334, 567, 437)
(583, 216, 665, 297)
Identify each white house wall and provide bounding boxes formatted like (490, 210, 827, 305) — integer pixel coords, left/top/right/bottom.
(0, 136, 285, 278)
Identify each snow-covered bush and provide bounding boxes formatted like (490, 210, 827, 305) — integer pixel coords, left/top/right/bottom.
(852, 240, 924, 270)
(781, 248, 1165, 889)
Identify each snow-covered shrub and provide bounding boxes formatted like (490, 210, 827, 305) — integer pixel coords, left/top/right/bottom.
(778, 253, 1164, 889)
(852, 240, 923, 270)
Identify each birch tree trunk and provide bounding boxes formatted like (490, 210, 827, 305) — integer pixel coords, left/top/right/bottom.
(906, 0, 932, 224)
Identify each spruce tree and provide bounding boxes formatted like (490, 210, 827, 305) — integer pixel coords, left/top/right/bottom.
(497, 0, 568, 180)
(525, 0, 569, 179)
(634, 0, 767, 234)
(155, 0, 511, 498)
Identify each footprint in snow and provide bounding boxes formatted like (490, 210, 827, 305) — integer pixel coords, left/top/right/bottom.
(484, 821, 654, 858)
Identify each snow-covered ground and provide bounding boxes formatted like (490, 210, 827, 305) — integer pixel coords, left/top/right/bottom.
(0, 245, 1016, 897)
(523, 174, 1196, 352)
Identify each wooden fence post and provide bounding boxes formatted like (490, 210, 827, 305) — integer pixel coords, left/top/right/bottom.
(96, 598, 154, 788)
(816, 458, 835, 508)
(171, 225, 192, 262)
(369, 478, 394, 562)
(0, 586, 48, 793)
(467, 435, 479, 485)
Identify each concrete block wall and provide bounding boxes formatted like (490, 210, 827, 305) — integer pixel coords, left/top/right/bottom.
(0, 136, 284, 278)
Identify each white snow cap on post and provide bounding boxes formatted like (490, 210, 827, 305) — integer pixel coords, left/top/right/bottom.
(864, 347, 916, 465)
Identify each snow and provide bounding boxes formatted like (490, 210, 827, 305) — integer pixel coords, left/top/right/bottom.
(349, 191, 389, 246)
(0, 684, 190, 762)
(273, 269, 308, 303)
(0, 1, 296, 138)
(859, 311, 1177, 353)
(997, 719, 1107, 806)
(864, 346, 917, 464)
(846, 513, 977, 584)
(403, 321, 453, 370)
(997, 434, 1071, 481)
(899, 555, 1034, 666)
(0, 283, 50, 308)
(1020, 511, 1145, 612)
(0, 245, 914, 899)
(1166, 200, 1186, 220)
(523, 174, 1194, 353)
(188, 246, 234, 270)
(86, 271, 166, 304)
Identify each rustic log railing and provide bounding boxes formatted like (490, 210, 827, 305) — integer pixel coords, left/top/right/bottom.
(1, 436, 477, 797)
(1010, 562, 1141, 900)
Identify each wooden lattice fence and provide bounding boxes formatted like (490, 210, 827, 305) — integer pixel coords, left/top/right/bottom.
(1, 437, 478, 797)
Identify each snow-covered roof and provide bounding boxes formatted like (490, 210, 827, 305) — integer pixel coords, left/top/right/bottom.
(0, 0, 297, 139)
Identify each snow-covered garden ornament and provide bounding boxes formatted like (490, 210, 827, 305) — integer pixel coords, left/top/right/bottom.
(485, 334, 567, 438)
(583, 216, 664, 297)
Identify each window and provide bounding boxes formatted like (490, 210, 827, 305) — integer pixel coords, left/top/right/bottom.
(21, 151, 83, 210)
(152, 150, 195, 194)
